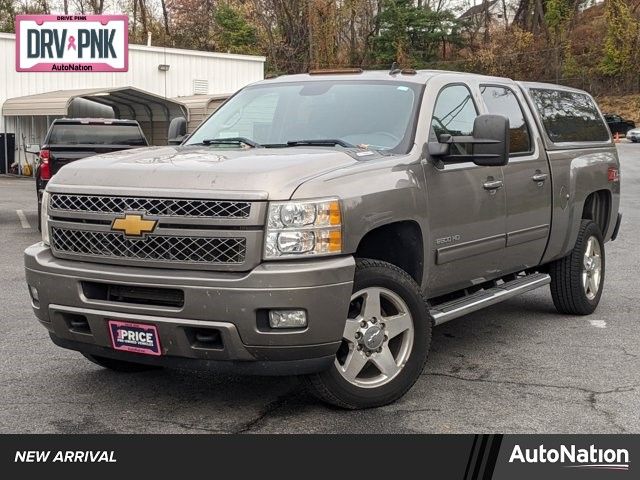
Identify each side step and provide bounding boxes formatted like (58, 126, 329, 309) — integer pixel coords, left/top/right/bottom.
(429, 273, 551, 326)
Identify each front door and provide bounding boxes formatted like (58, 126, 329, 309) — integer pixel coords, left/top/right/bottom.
(479, 84, 552, 273)
(424, 82, 507, 297)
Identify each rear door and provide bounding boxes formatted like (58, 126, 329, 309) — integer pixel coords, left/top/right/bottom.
(423, 80, 507, 296)
(479, 83, 551, 272)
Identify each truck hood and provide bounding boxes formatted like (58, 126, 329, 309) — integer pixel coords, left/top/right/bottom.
(46, 145, 364, 200)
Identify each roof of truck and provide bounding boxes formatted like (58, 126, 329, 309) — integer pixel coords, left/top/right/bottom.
(260, 70, 594, 97)
(52, 118, 141, 125)
(517, 81, 592, 95)
(260, 69, 514, 86)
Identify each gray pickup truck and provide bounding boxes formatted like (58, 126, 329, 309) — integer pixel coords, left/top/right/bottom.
(25, 70, 622, 409)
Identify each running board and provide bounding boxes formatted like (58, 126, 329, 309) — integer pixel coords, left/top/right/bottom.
(429, 273, 551, 325)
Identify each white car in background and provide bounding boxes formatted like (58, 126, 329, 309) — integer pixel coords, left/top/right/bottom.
(626, 128, 640, 142)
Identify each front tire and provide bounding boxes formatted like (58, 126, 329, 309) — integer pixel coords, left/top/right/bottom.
(82, 353, 161, 373)
(305, 259, 432, 409)
(549, 220, 605, 315)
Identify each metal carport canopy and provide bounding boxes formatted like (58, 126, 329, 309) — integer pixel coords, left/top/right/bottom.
(1, 87, 188, 122)
(174, 93, 231, 133)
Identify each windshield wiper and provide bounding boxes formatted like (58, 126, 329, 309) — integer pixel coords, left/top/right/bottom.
(288, 139, 355, 148)
(200, 137, 262, 148)
(264, 139, 355, 148)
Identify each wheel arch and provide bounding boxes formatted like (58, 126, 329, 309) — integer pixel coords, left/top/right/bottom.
(354, 220, 424, 286)
(541, 146, 620, 264)
(582, 189, 612, 237)
(555, 187, 615, 262)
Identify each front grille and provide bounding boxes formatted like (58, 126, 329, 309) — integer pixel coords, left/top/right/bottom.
(50, 194, 251, 219)
(51, 228, 246, 265)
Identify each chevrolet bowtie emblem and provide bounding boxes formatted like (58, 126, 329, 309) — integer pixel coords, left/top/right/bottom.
(111, 213, 157, 237)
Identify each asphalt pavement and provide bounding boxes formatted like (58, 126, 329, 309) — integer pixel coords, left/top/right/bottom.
(1, 144, 638, 433)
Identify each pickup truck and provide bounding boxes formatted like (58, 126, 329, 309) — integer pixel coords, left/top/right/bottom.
(31, 118, 148, 225)
(604, 114, 635, 136)
(25, 70, 622, 409)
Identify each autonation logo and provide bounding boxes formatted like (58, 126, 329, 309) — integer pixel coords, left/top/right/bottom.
(509, 444, 630, 471)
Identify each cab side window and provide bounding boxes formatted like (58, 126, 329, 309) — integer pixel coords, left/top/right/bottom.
(480, 86, 532, 154)
(431, 85, 478, 154)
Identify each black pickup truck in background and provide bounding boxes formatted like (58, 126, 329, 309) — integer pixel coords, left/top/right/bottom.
(33, 118, 148, 227)
(604, 114, 636, 136)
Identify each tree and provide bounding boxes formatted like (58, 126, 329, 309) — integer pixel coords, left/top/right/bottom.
(0, 0, 15, 32)
(370, 0, 461, 68)
(253, 0, 310, 73)
(1, 0, 638, 97)
(88, 0, 104, 13)
(599, 0, 638, 76)
(213, 3, 257, 53)
(545, 0, 575, 42)
(166, 0, 215, 50)
(514, 0, 549, 36)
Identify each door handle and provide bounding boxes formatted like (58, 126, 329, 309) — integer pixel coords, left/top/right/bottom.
(483, 179, 503, 191)
(532, 172, 549, 183)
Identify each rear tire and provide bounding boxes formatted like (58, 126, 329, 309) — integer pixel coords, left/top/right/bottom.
(305, 259, 432, 409)
(549, 220, 605, 315)
(82, 353, 161, 373)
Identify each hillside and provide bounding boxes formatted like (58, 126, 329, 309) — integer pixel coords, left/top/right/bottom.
(597, 95, 640, 124)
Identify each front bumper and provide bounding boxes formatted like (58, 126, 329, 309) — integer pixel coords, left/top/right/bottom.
(25, 243, 355, 375)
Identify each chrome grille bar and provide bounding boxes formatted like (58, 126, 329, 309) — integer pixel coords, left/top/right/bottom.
(50, 194, 251, 219)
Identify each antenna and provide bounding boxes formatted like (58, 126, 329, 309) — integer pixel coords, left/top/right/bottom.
(390, 62, 401, 75)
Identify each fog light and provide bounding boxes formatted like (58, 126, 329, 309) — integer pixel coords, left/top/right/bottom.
(28, 285, 39, 306)
(269, 310, 307, 329)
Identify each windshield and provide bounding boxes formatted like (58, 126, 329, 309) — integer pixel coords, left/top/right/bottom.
(49, 124, 147, 146)
(186, 80, 422, 152)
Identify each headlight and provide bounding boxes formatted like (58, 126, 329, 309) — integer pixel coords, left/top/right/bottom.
(264, 198, 342, 259)
(41, 191, 50, 245)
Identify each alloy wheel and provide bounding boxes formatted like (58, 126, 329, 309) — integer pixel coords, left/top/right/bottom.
(335, 287, 414, 389)
(582, 235, 602, 301)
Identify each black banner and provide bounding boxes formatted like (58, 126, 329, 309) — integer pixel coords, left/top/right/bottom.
(0, 434, 635, 478)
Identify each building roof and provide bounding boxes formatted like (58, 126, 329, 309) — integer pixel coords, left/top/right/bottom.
(459, 0, 500, 20)
(2, 87, 188, 121)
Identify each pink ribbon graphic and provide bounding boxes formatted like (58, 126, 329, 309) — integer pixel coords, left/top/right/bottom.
(67, 35, 77, 50)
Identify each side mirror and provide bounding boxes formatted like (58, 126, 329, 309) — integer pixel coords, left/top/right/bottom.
(25, 144, 40, 155)
(427, 114, 510, 167)
(168, 117, 188, 145)
(471, 114, 510, 166)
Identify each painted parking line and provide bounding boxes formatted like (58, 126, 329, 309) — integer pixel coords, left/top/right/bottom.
(16, 209, 31, 229)
(589, 319, 607, 329)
